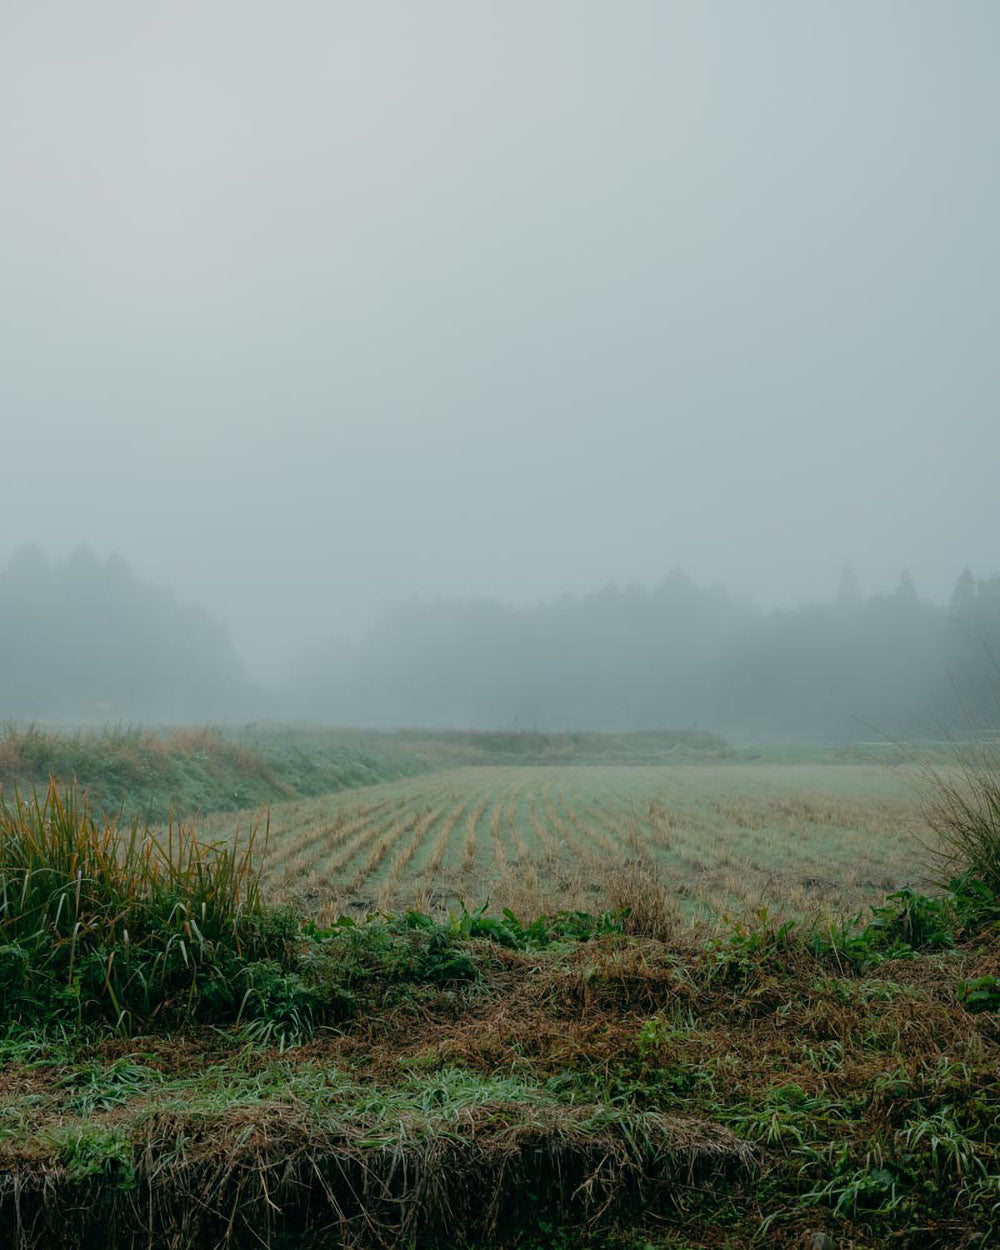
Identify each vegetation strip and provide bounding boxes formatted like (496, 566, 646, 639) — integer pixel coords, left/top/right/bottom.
(2, 738, 1000, 1246)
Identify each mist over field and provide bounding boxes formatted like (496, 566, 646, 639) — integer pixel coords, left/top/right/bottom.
(3, 545, 999, 740)
(6, 11, 1000, 1245)
(2, 2, 998, 736)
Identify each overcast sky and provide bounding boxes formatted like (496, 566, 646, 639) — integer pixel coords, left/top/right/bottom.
(2, 1, 997, 677)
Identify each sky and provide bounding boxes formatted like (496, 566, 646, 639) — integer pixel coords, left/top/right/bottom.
(2, 1, 997, 678)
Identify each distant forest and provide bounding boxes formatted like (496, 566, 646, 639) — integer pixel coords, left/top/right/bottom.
(2, 547, 998, 739)
(0, 546, 254, 723)
(289, 569, 1000, 740)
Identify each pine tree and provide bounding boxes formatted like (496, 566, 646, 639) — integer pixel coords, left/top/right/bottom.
(894, 569, 918, 602)
(835, 564, 861, 609)
(950, 567, 976, 618)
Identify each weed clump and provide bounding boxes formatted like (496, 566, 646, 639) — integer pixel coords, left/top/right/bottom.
(922, 737, 1000, 902)
(0, 780, 265, 943)
(0, 781, 282, 1030)
(606, 856, 682, 941)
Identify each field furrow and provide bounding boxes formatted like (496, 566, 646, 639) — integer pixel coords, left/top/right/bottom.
(211, 763, 928, 919)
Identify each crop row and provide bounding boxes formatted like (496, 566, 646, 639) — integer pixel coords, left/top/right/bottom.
(216, 763, 931, 917)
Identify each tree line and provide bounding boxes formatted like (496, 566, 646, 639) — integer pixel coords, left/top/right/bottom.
(289, 568, 1000, 740)
(0, 546, 253, 723)
(2, 546, 997, 739)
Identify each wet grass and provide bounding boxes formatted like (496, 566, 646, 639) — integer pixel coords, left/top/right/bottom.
(1, 885, 999, 1247)
(0, 724, 432, 821)
(0, 726, 734, 825)
(1, 738, 999, 1246)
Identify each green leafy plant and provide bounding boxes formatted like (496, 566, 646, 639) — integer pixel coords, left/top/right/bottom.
(958, 975, 1000, 1013)
(811, 888, 959, 973)
(706, 908, 796, 984)
(800, 1144, 908, 1219)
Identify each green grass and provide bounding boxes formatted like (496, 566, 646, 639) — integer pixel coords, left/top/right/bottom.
(0, 724, 433, 821)
(1, 729, 997, 1247)
(0, 1037, 754, 1247)
(1, 881, 999, 1247)
(0, 780, 300, 1032)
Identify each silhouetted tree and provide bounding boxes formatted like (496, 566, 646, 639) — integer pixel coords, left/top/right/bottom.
(0, 547, 257, 722)
(951, 566, 977, 618)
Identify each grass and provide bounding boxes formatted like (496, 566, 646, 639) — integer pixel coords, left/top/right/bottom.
(921, 735, 1000, 895)
(0, 1043, 754, 1247)
(0, 782, 264, 940)
(0, 780, 760, 1245)
(0, 781, 298, 1032)
(1, 728, 999, 1246)
(0, 880, 999, 1247)
(0, 725, 733, 824)
(0, 724, 433, 821)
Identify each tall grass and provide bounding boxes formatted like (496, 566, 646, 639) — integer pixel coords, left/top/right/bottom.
(0, 780, 265, 943)
(0, 781, 277, 1028)
(922, 737, 1000, 894)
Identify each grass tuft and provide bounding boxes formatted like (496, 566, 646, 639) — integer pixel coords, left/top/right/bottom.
(0, 779, 265, 947)
(922, 736, 1000, 899)
(0, 781, 279, 1029)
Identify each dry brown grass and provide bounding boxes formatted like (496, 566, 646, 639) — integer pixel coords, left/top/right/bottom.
(0, 1095, 753, 1250)
(164, 727, 274, 778)
(0, 734, 22, 784)
(462, 798, 488, 872)
(605, 855, 684, 941)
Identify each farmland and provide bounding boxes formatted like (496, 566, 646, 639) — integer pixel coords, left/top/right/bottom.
(1, 726, 998, 1250)
(197, 761, 928, 923)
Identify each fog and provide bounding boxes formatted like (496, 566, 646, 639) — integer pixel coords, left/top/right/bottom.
(1, 3, 997, 731)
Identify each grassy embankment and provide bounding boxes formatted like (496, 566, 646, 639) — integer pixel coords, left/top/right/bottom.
(1, 728, 999, 1246)
(0, 724, 434, 820)
(0, 724, 732, 823)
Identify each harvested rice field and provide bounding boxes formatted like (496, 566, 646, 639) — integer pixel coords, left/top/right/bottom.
(197, 762, 930, 922)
